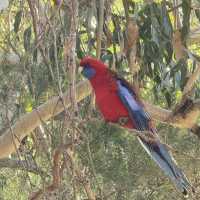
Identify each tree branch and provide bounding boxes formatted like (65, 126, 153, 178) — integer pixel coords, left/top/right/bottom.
(0, 80, 199, 159)
(0, 80, 91, 159)
(170, 57, 200, 132)
(96, 0, 104, 59)
(0, 158, 43, 175)
(183, 61, 200, 96)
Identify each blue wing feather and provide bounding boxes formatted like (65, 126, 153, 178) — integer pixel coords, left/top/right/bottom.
(117, 80, 150, 131)
(116, 79, 193, 196)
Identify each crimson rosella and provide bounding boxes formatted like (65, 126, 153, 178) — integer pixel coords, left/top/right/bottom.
(80, 56, 194, 196)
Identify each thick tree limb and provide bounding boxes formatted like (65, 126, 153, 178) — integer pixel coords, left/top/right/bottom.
(0, 80, 91, 159)
(0, 80, 199, 159)
(168, 99, 200, 129)
(170, 57, 200, 132)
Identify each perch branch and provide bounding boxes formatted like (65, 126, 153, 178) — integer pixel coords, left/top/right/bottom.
(0, 80, 199, 159)
(0, 80, 91, 159)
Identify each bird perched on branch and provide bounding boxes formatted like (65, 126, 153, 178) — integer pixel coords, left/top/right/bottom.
(80, 56, 194, 196)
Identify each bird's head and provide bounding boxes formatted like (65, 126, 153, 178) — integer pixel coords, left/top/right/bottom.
(80, 56, 107, 80)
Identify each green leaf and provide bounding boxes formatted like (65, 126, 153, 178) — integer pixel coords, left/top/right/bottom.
(77, 50, 84, 59)
(150, 3, 161, 20)
(161, 2, 173, 39)
(33, 49, 37, 62)
(0, 175, 7, 189)
(14, 10, 22, 33)
(138, 5, 152, 40)
(154, 74, 161, 85)
(164, 41, 173, 64)
(170, 60, 183, 77)
(112, 28, 121, 44)
(49, 44, 55, 65)
(165, 90, 172, 107)
(170, 60, 188, 91)
(102, 51, 113, 62)
(128, 0, 135, 14)
(195, 9, 200, 22)
(162, 87, 172, 107)
(151, 20, 160, 47)
(23, 26, 32, 51)
(144, 41, 159, 63)
(181, 0, 191, 42)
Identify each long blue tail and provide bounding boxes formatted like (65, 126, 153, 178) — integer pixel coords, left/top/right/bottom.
(116, 79, 194, 195)
(137, 132, 194, 196)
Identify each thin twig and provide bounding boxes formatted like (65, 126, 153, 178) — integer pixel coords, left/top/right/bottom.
(96, 0, 104, 59)
(27, 0, 55, 80)
(30, 143, 72, 200)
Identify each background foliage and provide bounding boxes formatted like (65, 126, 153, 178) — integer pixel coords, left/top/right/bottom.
(0, 0, 200, 199)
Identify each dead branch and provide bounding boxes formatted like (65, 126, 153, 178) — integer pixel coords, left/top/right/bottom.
(0, 158, 44, 175)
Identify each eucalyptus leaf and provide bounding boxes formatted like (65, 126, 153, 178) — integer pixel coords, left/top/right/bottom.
(161, 2, 173, 39)
(182, 0, 191, 42)
(164, 89, 172, 107)
(23, 26, 32, 51)
(180, 60, 188, 90)
(195, 9, 200, 22)
(14, 10, 22, 33)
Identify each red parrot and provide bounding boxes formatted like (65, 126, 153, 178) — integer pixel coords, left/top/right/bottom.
(80, 56, 194, 196)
